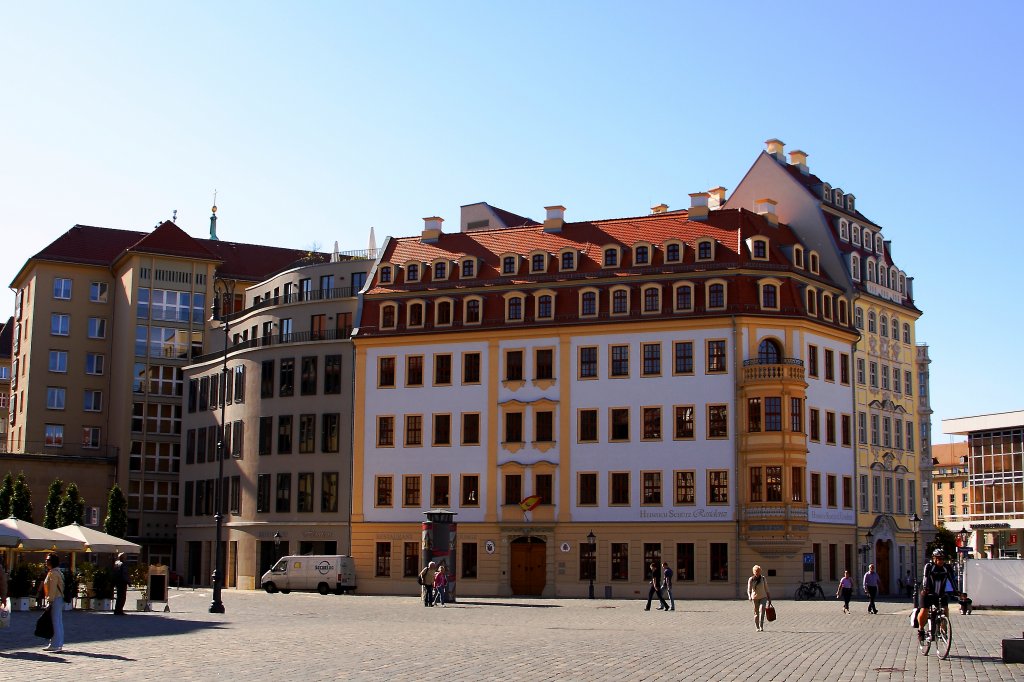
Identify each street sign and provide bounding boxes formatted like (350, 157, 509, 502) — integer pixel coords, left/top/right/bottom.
(803, 553, 815, 571)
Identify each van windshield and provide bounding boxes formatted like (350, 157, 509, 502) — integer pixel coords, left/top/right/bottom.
(271, 558, 289, 573)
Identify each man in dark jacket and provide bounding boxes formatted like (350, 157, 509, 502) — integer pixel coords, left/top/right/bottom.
(113, 553, 130, 615)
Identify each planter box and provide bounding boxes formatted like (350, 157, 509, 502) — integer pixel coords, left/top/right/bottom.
(10, 597, 32, 612)
(136, 599, 150, 611)
(90, 598, 112, 611)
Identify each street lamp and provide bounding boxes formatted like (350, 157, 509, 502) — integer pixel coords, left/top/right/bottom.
(957, 527, 971, 593)
(586, 531, 596, 599)
(208, 275, 235, 614)
(909, 512, 922, 607)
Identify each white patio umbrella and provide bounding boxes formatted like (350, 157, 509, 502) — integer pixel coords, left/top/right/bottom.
(53, 523, 140, 554)
(0, 517, 86, 552)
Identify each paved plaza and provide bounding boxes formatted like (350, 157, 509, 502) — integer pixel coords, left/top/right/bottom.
(0, 588, 1022, 680)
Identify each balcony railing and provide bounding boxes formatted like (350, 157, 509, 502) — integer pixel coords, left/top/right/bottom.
(741, 357, 805, 383)
(192, 326, 353, 364)
(227, 286, 359, 322)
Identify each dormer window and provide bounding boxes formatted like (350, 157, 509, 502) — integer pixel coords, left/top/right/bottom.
(611, 286, 629, 315)
(751, 237, 769, 260)
(530, 252, 547, 273)
(851, 253, 861, 281)
(673, 282, 694, 312)
(809, 252, 819, 275)
(436, 299, 453, 326)
(822, 183, 831, 202)
(536, 291, 554, 320)
(560, 250, 576, 271)
(697, 239, 714, 261)
(878, 267, 888, 288)
(706, 281, 726, 310)
(793, 245, 805, 269)
(505, 293, 525, 322)
(408, 300, 424, 328)
(846, 195, 855, 212)
(759, 280, 780, 310)
(634, 244, 650, 265)
(806, 287, 818, 316)
(665, 242, 682, 263)
(380, 266, 392, 284)
(406, 264, 420, 282)
(839, 220, 849, 241)
(838, 299, 849, 325)
(823, 294, 833, 320)
(464, 297, 482, 325)
(863, 229, 872, 250)
(642, 285, 661, 313)
(866, 259, 876, 283)
(434, 262, 447, 280)
(833, 189, 843, 205)
(898, 274, 906, 294)
(875, 235, 883, 254)
(461, 258, 476, 278)
(579, 288, 598, 317)
(852, 224, 861, 246)
(890, 267, 898, 291)
(603, 247, 619, 267)
(502, 255, 518, 275)
(381, 303, 397, 329)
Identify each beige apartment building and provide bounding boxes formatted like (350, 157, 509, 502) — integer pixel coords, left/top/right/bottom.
(7, 218, 330, 563)
(179, 256, 368, 589)
(930, 441, 969, 527)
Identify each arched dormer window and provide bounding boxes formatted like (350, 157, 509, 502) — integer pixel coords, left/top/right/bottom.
(706, 279, 727, 310)
(851, 224, 861, 246)
(460, 257, 477, 279)
(529, 250, 548, 274)
(793, 245, 805, 269)
(407, 300, 425, 328)
(839, 219, 849, 241)
(534, 290, 555, 320)
(833, 188, 843, 205)
(875, 235, 883, 253)
(435, 298, 453, 326)
(610, 286, 630, 315)
(406, 263, 420, 283)
(664, 240, 683, 263)
(822, 294, 833, 320)
(758, 278, 780, 310)
(868, 311, 877, 333)
(504, 293, 525, 322)
(673, 282, 694, 312)
(433, 260, 448, 281)
(898, 274, 906, 294)
(634, 242, 652, 266)
(464, 296, 482, 325)
(641, 284, 661, 313)
(838, 299, 849, 325)
(878, 266, 887, 288)
(603, 246, 620, 268)
(805, 287, 818, 316)
(890, 267, 898, 290)
(846, 195, 855, 212)
(500, 254, 519, 275)
(757, 338, 783, 364)
(559, 248, 576, 272)
(863, 229, 872, 250)
(750, 236, 769, 260)
(855, 307, 864, 329)
(579, 288, 598, 317)
(866, 258, 876, 283)
(851, 253, 861, 281)
(822, 183, 831, 202)
(381, 303, 397, 329)
(697, 239, 714, 261)
(809, 251, 820, 274)
(379, 264, 393, 284)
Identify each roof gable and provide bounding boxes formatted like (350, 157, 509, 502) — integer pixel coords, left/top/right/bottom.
(126, 221, 219, 260)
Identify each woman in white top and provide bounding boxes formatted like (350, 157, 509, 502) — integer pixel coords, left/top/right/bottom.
(836, 570, 854, 613)
(747, 564, 771, 632)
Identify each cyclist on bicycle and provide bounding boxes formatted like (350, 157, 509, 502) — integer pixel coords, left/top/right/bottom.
(918, 548, 957, 641)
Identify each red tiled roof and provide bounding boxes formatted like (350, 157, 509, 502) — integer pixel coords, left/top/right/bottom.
(126, 221, 219, 260)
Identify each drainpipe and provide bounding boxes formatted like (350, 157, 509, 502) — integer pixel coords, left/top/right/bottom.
(732, 315, 742, 599)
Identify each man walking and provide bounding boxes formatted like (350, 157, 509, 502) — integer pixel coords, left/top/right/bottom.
(862, 563, 881, 614)
(644, 562, 669, 611)
(418, 561, 436, 607)
(662, 562, 675, 611)
(113, 552, 130, 615)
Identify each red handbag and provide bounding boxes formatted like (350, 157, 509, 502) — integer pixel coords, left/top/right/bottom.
(765, 601, 777, 622)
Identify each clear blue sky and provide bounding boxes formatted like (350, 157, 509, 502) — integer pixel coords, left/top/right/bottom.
(2, 2, 1021, 440)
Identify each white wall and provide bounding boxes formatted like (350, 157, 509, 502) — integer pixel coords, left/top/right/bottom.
(963, 559, 1024, 607)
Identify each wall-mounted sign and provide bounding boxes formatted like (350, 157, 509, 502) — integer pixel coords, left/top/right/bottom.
(560, 542, 571, 553)
(484, 540, 495, 554)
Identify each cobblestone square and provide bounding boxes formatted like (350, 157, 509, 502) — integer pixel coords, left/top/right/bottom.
(0, 589, 1021, 680)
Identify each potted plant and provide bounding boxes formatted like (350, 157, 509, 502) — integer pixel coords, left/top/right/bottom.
(8, 564, 34, 611)
(76, 563, 95, 610)
(131, 564, 150, 611)
(91, 566, 114, 611)
(62, 568, 79, 611)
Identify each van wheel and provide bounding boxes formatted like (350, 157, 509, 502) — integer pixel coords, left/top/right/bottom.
(317, 582, 330, 595)
(264, 582, 277, 594)
(280, 589, 290, 594)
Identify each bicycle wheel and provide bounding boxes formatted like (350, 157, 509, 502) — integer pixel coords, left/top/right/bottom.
(936, 615, 952, 659)
(918, 624, 931, 656)
(794, 585, 806, 600)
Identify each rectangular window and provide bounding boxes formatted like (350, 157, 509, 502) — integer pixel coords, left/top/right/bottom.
(766, 466, 783, 502)
(710, 543, 728, 581)
(674, 341, 694, 374)
(504, 474, 522, 506)
(463, 352, 481, 384)
(674, 471, 695, 505)
(706, 340, 726, 372)
(535, 474, 553, 505)
(641, 343, 661, 376)
(856, 358, 865, 384)
(377, 416, 395, 447)
(579, 346, 598, 379)
(322, 413, 340, 453)
(259, 416, 273, 455)
(256, 474, 271, 513)
(505, 350, 523, 381)
(871, 415, 880, 445)
(810, 472, 821, 506)
(579, 409, 598, 442)
(51, 313, 70, 336)
(297, 473, 314, 512)
(611, 543, 629, 581)
(461, 475, 479, 506)
(748, 397, 761, 432)
(826, 412, 836, 444)
(791, 397, 803, 432)
(434, 353, 452, 385)
(859, 474, 869, 511)
(276, 473, 292, 513)
(840, 353, 850, 385)
(300, 357, 317, 395)
(809, 408, 820, 441)
(808, 345, 818, 377)
(279, 358, 295, 397)
(610, 408, 630, 441)
(375, 542, 391, 577)
(827, 475, 837, 507)
(872, 475, 881, 512)
(85, 353, 105, 375)
(432, 475, 450, 507)
(641, 407, 661, 440)
(83, 389, 103, 412)
(277, 415, 293, 454)
(841, 415, 852, 447)
(299, 414, 316, 453)
(462, 413, 480, 445)
(578, 472, 598, 506)
(535, 348, 554, 380)
(324, 355, 342, 394)
(708, 470, 728, 504)
(504, 411, 523, 443)
(708, 405, 728, 438)
(642, 471, 662, 505)
(88, 317, 107, 339)
(89, 281, 108, 303)
(261, 360, 274, 398)
(379, 357, 395, 387)
(824, 349, 834, 381)
(610, 345, 629, 377)
(881, 364, 890, 390)
(580, 535, 596, 580)
(433, 414, 452, 446)
(869, 362, 878, 388)
(403, 476, 421, 507)
(376, 476, 393, 507)
(765, 397, 782, 432)
(535, 410, 554, 443)
(462, 543, 478, 579)
(47, 387, 66, 410)
(610, 472, 630, 505)
(674, 405, 695, 439)
(54, 277, 72, 299)
(676, 543, 694, 582)
(406, 415, 423, 446)
(842, 476, 853, 509)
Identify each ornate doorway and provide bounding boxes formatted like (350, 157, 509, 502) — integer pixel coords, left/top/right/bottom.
(510, 536, 546, 596)
(875, 540, 891, 595)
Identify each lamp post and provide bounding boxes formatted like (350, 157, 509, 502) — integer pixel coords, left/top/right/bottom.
(586, 530, 596, 599)
(957, 527, 971, 593)
(209, 276, 235, 614)
(909, 512, 922, 608)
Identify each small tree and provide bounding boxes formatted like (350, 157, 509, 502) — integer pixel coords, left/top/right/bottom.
(927, 525, 957, 560)
(43, 479, 64, 528)
(11, 473, 33, 522)
(104, 484, 128, 539)
(56, 482, 85, 527)
(0, 472, 14, 517)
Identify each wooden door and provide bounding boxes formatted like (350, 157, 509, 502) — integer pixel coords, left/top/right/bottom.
(876, 540, 891, 595)
(510, 538, 546, 595)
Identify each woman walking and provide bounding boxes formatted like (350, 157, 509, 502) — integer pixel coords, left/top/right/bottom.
(836, 570, 854, 613)
(43, 553, 65, 652)
(746, 564, 771, 632)
(432, 565, 449, 607)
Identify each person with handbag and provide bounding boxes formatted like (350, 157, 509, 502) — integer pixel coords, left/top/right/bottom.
(431, 565, 449, 607)
(418, 561, 436, 607)
(836, 570, 854, 614)
(42, 554, 65, 652)
(747, 564, 771, 632)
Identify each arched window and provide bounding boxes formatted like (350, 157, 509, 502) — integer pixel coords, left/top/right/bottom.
(758, 339, 783, 364)
(612, 289, 629, 314)
(604, 248, 618, 267)
(851, 253, 860, 280)
(867, 260, 876, 283)
(879, 267, 887, 288)
(635, 245, 650, 265)
(434, 262, 447, 280)
(507, 296, 523, 321)
(868, 311, 877, 333)
(675, 284, 693, 311)
(381, 304, 396, 329)
(408, 302, 424, 327)
(855, 307, 864, 329)
(880, 314, 888, 338)
(407, 264, 419, 282)
(581, 291, 597, 316)
(465, 299, 481, 324)
(698, 240, 713, 260)
(643, 286, 660, 312)
(762, 284, 777, 309)
(708, 283, 725, 309)
(892, 317, 899, 339)
(537, 295, 553, 319)
(436, 300, 452, 325)
(903, 323, 910, 343)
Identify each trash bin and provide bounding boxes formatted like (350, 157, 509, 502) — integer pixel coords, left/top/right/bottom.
(604, 585, 612, 599)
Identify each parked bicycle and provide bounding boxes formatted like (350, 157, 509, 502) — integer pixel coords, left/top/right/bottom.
(794, 580, 826, 600)
(918, 603, 953, 659)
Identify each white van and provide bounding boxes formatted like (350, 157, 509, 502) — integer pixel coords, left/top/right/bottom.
(261, 555, 357, 595)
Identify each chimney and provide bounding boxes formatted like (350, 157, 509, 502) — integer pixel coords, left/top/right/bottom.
(754, 198, 779, 226)
(543, 205, 565, 233)
(789, 150, 809, 175)
(421, 216, 444, 243)
(689, 192, 710, 221)
(765, 138, 785, 161)
(651, 203, 669, 214)
(707, 187, 727, 210)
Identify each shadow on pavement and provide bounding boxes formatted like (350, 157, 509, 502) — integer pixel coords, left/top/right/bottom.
(455, 601, 562, 608)
(0, 611, 226, 650)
